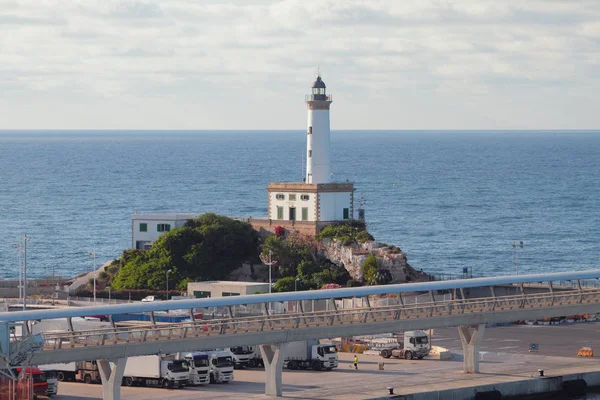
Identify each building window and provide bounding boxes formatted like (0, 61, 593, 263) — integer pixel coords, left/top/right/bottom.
(135, 241, 151, 250)
(289, 194, 296, 201)
(139, 223, 147, 232)
(193, 291, 211, 298)
(276, 194, 285, 200)
(301, 194, 310, 201)
(277, 206, 283, 219)
(308, 150, 312, 158)
(302, 208, 308, 221)
(343, 208, 349, 220)
(222, 292, 240, 297)
(157, 223, 171, 232)
(308, 126, 312, 134)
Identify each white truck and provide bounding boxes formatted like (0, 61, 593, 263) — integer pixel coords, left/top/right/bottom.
(179, 352, 210, 385)
(179, 349, 234, 384)
(207, 349, 235, 384)
(379, 331, 430, 360)
(230, 346, 262, 368)
(121, 355, 189, 388)
(42, 370, 59, 397)
(283, 340, 338, 371)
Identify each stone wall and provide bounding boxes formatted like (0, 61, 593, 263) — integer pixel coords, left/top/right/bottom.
(246, 217, 332, 237)
(319, 239, 430, 284)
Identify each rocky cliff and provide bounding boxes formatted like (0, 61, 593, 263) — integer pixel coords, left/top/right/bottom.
(318, 238, 430, 283)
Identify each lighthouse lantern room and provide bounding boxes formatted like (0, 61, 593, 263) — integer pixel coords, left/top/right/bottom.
(264, 73, 355, 236)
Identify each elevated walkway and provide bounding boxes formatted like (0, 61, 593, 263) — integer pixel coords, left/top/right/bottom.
(2, 269, 600, 399)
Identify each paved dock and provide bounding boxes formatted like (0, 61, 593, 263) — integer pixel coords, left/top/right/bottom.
(51, 322, 600, 399)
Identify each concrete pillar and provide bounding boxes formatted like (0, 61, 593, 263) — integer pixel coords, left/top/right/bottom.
(97, 358, 127, 400)
(458, 324, 485, 373)
(260, 343, 288, 396)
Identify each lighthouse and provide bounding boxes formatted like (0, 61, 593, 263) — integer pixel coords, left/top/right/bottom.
(305, 74, 332, 184)
(262, 73, 355, 236)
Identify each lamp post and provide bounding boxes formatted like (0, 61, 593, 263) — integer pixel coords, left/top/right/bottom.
(166, 269, 172, 300)
(107, 286, 111, 304)
(89, 247, 96, 304)
(11, 243, 21, 304)
(512, 240, 524, 275)
(23, 235, 29, 311)
(295, 278, 300, 292)
(259, 251, 278, 295)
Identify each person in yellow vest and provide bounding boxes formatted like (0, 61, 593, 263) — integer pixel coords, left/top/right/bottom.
(353, 355, 358, 370)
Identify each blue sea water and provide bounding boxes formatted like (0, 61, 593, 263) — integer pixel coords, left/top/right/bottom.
(0, 130, 599, 279)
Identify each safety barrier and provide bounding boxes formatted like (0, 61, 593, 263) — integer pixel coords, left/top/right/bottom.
(36, 288, 600, 353)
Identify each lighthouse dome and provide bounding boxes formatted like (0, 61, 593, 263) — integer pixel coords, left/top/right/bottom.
(312, 76, 326, 89)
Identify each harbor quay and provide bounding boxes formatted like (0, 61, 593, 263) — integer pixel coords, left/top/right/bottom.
(47, 322, 600, 400)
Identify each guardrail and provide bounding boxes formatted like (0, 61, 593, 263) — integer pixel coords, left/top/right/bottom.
(37, 288, 600, 352)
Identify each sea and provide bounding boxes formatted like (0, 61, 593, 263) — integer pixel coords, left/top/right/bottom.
(0, 130, 599, 280)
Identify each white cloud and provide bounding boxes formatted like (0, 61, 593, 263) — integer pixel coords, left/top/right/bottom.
(0, 0, 599, 129)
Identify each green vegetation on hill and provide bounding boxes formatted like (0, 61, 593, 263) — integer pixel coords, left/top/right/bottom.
(110, 213, 260, 291)
(103, 216, 379, 294)
(262, 231, 352, 292)
(316, 220, 373, 245)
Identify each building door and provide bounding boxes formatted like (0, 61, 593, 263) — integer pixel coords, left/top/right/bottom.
(289, 207, 296, 221)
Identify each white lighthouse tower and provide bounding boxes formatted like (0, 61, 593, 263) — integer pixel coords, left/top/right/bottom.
(262, 73, 355, 236)
(305, 74, 332, 184)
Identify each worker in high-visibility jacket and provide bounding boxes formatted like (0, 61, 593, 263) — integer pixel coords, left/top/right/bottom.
(353, 355, 359, 370)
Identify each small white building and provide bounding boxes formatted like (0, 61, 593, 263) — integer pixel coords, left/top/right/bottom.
(187, 281, 270, 298)
(131, 212, 200, 250)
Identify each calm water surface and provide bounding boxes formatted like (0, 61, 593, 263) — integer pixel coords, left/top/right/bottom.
(0, 130, 599, 279)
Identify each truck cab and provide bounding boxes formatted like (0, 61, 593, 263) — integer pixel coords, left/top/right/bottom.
(229, 346, 253, 368)
(43, 370, 59, 396)
(15, 367, 48, 397)
(381, 330, 430, 360)
(314, 344, 339, 370)
(182, 353, 210, 385)
(403, 330, 429, 359)
(161, 359, 189, 388)
(207, 350, 234, 383)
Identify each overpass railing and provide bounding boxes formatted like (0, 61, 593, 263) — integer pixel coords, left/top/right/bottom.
(36, 287, 600, 352)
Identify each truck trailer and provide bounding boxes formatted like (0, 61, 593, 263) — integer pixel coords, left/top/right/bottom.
(39, 361, 101, 383)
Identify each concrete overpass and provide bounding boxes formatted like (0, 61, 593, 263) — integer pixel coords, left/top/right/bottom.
(2, 270, 600, 399)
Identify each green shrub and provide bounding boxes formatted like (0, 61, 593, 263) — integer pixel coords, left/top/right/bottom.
(362, 255, 379, 285)
(316, 220, 370, 244)
(346, 279, 361, 287)
(356, 231, 374, 244)
(273, 277, 296, 292)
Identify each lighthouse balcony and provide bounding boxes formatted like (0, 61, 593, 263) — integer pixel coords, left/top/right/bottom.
(305, 94, 332, 102)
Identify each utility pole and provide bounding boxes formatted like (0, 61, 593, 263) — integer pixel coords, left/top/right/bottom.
(512, 240, 524, 275)
(52, 264, 57, 305)
(11, 243, 21, 304)
(89, 247, 97, 304)
(166, 269, 172, 300)
(23, 235, 29, 311)
(260, 251, 278, 295)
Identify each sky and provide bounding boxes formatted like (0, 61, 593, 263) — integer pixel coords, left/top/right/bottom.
(0, 0, 599, 130)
